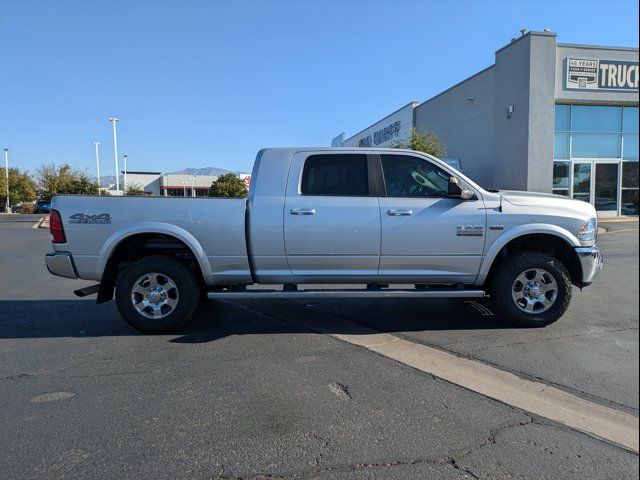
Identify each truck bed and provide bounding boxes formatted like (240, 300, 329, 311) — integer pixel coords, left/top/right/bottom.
(51, 195, 251, 284)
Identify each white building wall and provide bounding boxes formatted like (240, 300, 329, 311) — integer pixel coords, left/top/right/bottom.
(125, 172, 162, 195)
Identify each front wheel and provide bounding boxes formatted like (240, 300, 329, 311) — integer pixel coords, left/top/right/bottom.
(490, 251, 572, 328)
(115, 255, 200, 333)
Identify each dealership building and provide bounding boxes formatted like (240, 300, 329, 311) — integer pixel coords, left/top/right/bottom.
(105, 172, 251, 196)
(332, 30, 639, 217)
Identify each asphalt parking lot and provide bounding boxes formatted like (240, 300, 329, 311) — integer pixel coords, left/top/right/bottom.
(0, 215, 638, 479)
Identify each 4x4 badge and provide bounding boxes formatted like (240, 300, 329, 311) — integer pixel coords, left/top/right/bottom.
(68, 213, 112, 224)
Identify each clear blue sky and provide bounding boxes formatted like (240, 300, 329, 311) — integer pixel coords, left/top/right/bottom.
(1, 0, 638, 176)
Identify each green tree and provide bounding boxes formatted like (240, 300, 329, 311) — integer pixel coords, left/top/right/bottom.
(125, 182, 146, 196)
(0, 167, 37, 210)
(208, 173, 247, 198)
(36, 163, 99, 198)
(391, 128, 447, 159)
(62, 175, 99, 195)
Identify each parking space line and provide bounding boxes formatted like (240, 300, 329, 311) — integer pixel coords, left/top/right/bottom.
(246, 300, 639, 453)
(342, 332, 639, 453)
(31, 217, 45, 229)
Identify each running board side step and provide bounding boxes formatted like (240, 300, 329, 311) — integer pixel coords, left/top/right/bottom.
(207, 289, 486, 299)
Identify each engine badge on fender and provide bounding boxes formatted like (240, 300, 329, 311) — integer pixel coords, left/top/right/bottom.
(457, 225, 483, 237)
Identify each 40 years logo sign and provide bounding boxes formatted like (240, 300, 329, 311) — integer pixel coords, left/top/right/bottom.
(566, 58, 639, 91)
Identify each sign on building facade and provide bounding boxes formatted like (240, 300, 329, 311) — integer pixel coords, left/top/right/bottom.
(566, 58, 639, 91)
(340, 102, 418, 148)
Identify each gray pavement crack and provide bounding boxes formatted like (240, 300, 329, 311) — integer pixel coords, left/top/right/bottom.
(213, 417, 537, 479)
(472, 326, 640, 353)
(448, 458, 480, 479)
(443, 415, 534, 477)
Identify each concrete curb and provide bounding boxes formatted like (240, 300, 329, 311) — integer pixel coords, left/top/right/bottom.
(599, 218, 639, 223)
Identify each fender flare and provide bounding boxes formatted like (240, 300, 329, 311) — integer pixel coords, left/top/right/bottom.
(476, 223, 581, 285)
(96, 222, 214, 283)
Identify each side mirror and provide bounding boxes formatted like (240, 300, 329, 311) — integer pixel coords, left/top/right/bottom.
(447, 177, 475, 200)
(447, 177, 462, 197)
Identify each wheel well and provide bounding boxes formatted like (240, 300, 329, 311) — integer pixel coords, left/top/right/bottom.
(97, 233, 205, 303)
(484, 234, 582, 288)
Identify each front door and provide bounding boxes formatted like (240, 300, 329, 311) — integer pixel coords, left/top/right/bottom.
(377, 153, 486, 283)
(572, 161, 620, 218)
(283, 152, 381, 279)
(594, 163, 619, 218)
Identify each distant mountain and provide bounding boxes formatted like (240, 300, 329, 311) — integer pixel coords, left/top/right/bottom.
(93, 166, 248, 186)
(95, 175, 118, 186)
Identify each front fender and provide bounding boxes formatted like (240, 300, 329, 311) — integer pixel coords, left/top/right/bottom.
(96, 222, 214, 283)
(475, 223, 581, 285)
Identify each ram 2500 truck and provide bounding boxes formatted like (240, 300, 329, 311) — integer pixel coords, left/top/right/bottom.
(45, 148, 603, 333)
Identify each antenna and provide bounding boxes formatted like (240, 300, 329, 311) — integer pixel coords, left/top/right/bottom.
(499, 194, 503, 213)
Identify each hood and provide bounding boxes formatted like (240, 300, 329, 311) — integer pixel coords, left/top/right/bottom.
(500, 190, 566, 205)
(499, 190, 597, 218)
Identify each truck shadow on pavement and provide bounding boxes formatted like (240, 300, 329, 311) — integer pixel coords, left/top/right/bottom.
(0, 296, 510, 342)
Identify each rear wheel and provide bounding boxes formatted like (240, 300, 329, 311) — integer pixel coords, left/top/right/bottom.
(115, 255, 200, 333)
(490, 251, 572, 327)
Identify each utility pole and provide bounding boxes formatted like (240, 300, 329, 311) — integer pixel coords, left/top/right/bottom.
(108, 117, 120, 194)
(3, 148, 9, 213)
(92, 141, 101, 187)
(123, 154, 128, 194)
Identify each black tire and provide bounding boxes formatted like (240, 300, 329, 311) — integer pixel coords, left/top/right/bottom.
(115, 255, 200, 333)
(489, 251, 572, 328)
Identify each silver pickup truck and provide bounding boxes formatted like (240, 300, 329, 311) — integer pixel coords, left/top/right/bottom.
(45, 148, 603, 333)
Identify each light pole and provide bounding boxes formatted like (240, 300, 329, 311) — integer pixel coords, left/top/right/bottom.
(181, 180, 188, 197)
(3, 148, 9, 213)
(92, 141, 101, 188)
(108, 117, 120, 194)
(123, 154, 128, 194)
(189, 176, 195, 197)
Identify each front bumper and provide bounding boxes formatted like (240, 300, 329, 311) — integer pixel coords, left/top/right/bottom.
(45, 251, 78, 279)
(575, 246, 604, 287)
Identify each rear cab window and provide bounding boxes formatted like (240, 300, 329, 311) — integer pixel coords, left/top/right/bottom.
(301, 154, 369, 196)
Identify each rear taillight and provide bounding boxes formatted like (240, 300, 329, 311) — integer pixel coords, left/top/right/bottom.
(50, 209, 66, 243)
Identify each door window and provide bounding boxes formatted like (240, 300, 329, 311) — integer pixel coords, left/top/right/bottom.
(573, 163, 591, 203)
(595, 163, 619, 212)
(301, 154, 369, 196)
(380, 154, 450, 197)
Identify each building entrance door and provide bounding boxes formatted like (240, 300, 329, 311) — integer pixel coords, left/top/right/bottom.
(594, 163, 619, 218)
(572, 161, 621, 218)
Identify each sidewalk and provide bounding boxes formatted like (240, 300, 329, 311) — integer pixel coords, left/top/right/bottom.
(599, 217, 639, 223)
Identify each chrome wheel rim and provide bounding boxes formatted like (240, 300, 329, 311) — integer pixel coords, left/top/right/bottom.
(131, 272, 179, 319)
(511, 268, 558, 314)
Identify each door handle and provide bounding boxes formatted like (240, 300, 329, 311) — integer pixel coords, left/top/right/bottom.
(290, 208, 316, 215)
(387, 209, 413, 216)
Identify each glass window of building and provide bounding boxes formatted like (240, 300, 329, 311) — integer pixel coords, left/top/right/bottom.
(553, 104, 639, 216)
(622, 107, 639, 215)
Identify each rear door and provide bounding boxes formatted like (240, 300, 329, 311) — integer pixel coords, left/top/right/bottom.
(283, 152, 381, 279)
(377, 153, 486, 283)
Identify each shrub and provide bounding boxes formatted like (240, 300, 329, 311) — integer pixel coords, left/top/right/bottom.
(20, 203, 36, 214)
